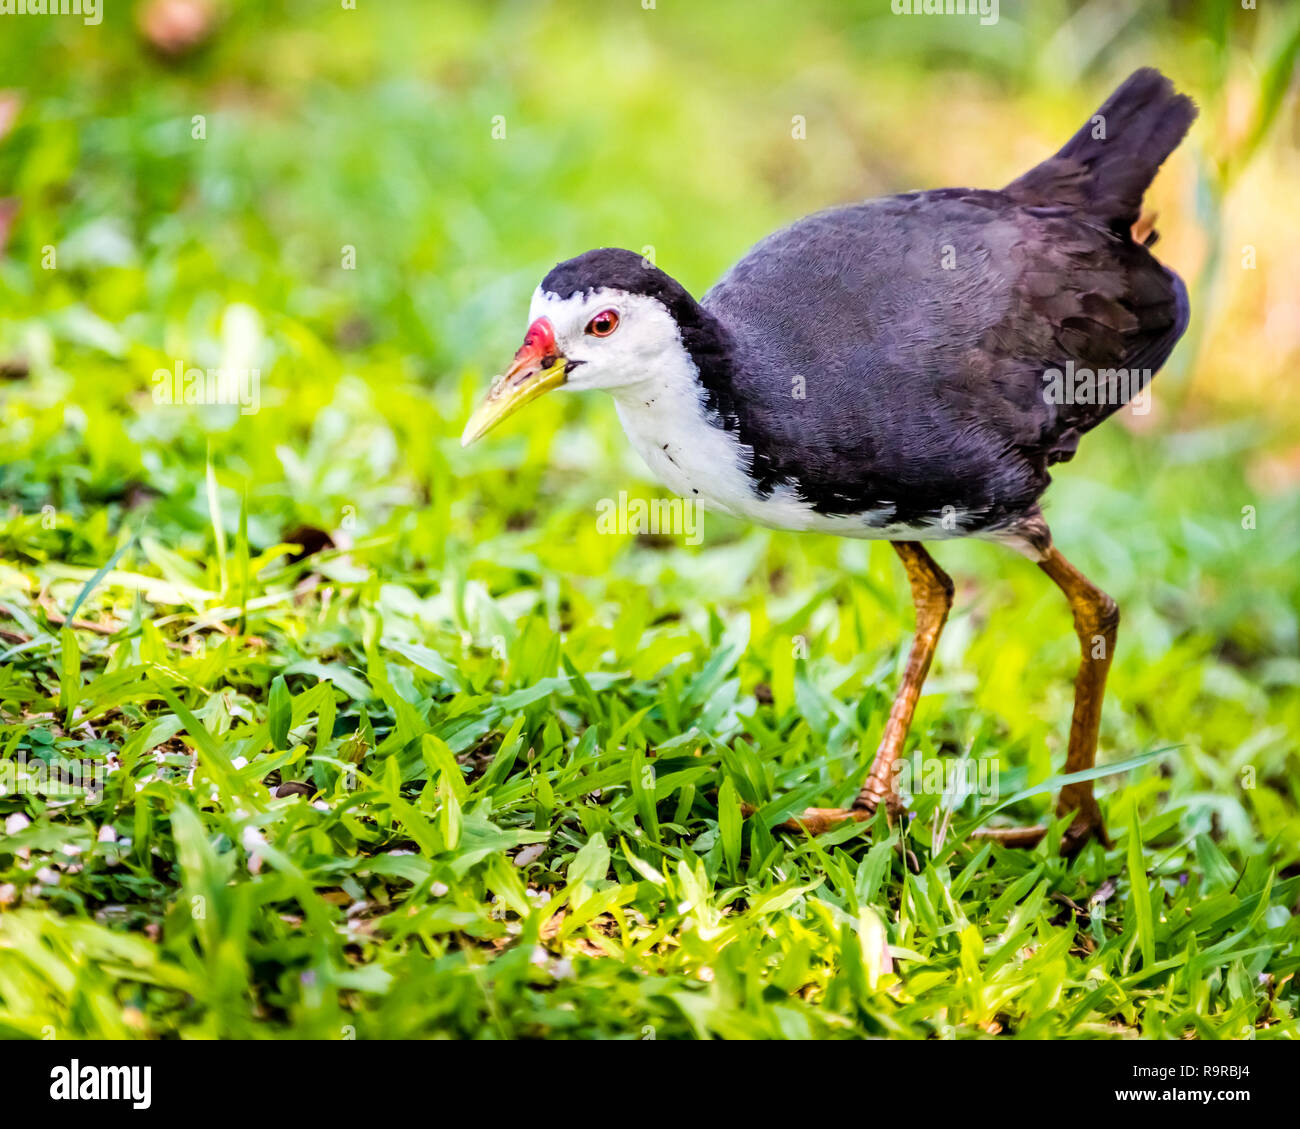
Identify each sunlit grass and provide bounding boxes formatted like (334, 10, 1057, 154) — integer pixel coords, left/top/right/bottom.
(0, 0, 1297, 1038)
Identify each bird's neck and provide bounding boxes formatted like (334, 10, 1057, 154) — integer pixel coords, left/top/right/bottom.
(609, 298, 739, 433)
(611, 298, 746, 424)
(609, 304, 766, 518)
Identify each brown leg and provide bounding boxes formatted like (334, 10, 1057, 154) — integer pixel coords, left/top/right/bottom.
(856, 542, 954, 812)
(1037, 544, 1117, 852)
(778, 542, 953, 833)
(974, 542, 1117, 853)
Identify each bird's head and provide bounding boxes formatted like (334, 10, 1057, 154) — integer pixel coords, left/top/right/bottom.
(461, 248, 705, 446)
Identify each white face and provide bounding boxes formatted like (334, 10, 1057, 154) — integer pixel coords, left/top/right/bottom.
(527, 286, 688, 392)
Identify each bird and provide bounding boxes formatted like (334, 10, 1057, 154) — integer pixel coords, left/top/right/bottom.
(461, 68, 1196, 854)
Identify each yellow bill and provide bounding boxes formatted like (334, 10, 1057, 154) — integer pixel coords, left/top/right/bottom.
(461, 317, 567, 447)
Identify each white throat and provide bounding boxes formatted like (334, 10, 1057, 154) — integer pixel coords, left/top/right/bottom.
(607, 344, 755, 516)
(608, 344, 841, 532)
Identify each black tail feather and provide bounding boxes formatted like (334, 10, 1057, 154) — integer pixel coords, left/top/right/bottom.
(1005, 68, 1197, 230)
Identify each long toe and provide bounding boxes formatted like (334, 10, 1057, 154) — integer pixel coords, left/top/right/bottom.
(972, 824, 1049, 849)
(777, 807, 871, 835)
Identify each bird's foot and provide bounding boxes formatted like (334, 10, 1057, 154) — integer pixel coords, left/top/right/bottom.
(1060, 795, 1110, 855)
(971, 824, 1049, 849)
(774, 786, 905, 835)
(973, 799, 1109, 856)
(773, 806, 872, 835)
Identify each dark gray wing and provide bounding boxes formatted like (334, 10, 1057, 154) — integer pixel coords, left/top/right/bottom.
(700, 193, 1057, 529)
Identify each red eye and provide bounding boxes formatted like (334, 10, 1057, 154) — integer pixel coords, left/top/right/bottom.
(585, 309, 620, 337)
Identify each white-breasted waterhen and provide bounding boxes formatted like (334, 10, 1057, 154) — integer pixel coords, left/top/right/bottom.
(462, 68, 1197, 853)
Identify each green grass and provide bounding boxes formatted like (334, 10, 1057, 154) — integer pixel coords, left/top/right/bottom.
(1, 0, 1298, 1039)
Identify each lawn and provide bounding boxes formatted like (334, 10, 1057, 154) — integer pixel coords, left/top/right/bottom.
(0, 0, 1298, 1039)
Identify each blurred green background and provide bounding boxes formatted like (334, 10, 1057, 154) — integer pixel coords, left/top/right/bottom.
(0, 0, 1297, 1039)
